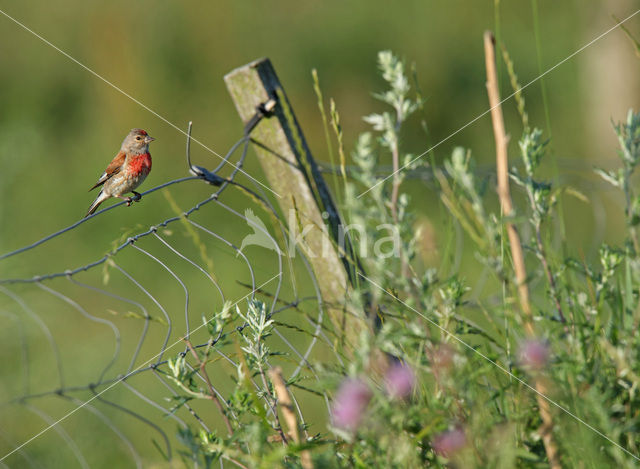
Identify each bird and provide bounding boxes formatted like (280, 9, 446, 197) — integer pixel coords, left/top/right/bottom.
(85, 128, 155, 217)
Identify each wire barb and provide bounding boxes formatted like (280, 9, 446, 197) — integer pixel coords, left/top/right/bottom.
(187, 99, 276, 186)
(244, 98, 277, 136)
(186, 121, 226, 186)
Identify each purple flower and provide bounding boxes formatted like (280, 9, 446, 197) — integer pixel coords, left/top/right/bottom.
(432, 428, 466, 457)
(384, 363, 416, 399)
(331, 378, 372, 431)
(519, 339, 549, 371)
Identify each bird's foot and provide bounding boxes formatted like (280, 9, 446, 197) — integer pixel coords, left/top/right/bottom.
(131, 191, 142, 203)
(125, 197, 133, 207)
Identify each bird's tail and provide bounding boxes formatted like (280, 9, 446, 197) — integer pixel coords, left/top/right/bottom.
(85, 191, 108, 217)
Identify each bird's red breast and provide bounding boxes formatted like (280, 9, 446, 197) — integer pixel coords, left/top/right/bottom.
(126, 153, 152, 176)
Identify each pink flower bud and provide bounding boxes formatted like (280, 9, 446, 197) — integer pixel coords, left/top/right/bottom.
(432, 427, 466, 457)
(331, 378, 372, 431)
(384, 363, 415, 399)
(519, 339, 549, 370)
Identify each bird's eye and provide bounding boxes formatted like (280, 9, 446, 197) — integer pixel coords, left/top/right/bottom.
(136, 136, 142, 141)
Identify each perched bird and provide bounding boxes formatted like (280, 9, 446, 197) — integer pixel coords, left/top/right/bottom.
(85, 128, 155, 217)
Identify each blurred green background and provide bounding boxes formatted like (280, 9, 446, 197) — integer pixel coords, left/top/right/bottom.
(0, 0, 639, 467)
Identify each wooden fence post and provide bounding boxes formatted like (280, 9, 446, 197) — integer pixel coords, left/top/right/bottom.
(224, 58, 365, 349)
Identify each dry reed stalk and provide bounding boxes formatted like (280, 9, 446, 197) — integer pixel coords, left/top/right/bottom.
(484, 30, 562, 469)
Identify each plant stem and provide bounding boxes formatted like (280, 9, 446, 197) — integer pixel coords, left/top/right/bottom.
(269, 367, 314, 469)
(623, 170, 640, 253)
(390, 136, 400, 224)
(184, 340, 234, 436)
(484, 31, 562, 469)
(312, 69, 340, 199)
(259, 367, 289, 444)
(223, 455, 251, 469)
(533, 219, 567, 325)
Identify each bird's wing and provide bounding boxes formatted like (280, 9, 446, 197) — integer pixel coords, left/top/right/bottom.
(88, 151, 127, 191)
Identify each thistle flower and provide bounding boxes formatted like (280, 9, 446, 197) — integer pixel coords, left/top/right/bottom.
(432, 427, 466, 457)
(331, 378, 372, 431)
(384, 363, 415, 399)
(519, 339, 549, 371)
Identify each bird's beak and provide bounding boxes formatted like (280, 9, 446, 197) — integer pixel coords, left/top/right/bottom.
(145, 135, 155, 143)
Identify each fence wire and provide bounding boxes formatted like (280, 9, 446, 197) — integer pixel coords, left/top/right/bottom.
(0, 107, 341, 468)
(0, 103, 618, 467)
